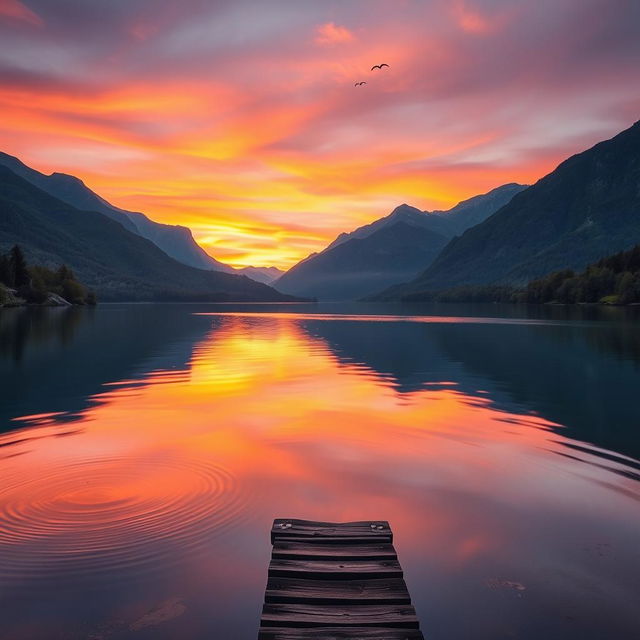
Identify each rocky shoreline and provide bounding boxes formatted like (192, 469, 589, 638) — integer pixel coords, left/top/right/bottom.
(0, 285, 81, 308)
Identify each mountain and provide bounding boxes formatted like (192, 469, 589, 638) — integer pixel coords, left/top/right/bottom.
(327, 184, 526, 252)
(375, 120, 640, 299)
(235, 266, 284, 284)
(0, 152, 233, 273)
(0, 165, 296, 302)
(325, 203, 451, 251)
(121, 210, 233, 272)
(429, 183, 528, 234)
(275, 221, 451, 301)
(275, 184, 526, 301)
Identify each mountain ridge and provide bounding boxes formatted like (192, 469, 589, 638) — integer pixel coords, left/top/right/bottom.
(0, 152, 234, 273)
(0, 164, 297, 302)
(374, 119, 640, 299)
(235, 265, 284, 284)
(275, 183, 526, 301)
(277, 220, 451, 301)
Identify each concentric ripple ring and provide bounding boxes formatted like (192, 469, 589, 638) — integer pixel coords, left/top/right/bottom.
(0, 453, 250, 584)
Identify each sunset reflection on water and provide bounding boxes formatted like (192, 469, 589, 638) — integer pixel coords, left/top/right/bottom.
(0, 306, 639, 639)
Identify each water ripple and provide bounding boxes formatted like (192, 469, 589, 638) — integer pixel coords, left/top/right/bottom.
(0, 454, 250, 585)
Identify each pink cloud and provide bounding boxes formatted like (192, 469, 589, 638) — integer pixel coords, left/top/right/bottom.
(0, 0, 43, 27)
(450, 0, 502, 35)
(129, 21, 160, 42)
(315, 22, 354, 45)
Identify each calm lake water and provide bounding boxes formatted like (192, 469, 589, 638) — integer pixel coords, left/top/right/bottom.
(1, 303, 639, 639)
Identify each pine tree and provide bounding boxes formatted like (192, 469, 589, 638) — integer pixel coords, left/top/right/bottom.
(0, 253, 11, 286)
(9, 245, 29, 288)
(56, 264, 74, 283)
(617, 272, 635, 304)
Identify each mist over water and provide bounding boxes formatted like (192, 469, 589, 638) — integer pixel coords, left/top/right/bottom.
(1, 303, 639, 639)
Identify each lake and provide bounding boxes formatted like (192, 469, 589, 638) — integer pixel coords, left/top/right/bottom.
(1, 303, 639, 639)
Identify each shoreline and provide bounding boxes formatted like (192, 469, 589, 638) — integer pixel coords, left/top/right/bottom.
(2, 299, 639, 310)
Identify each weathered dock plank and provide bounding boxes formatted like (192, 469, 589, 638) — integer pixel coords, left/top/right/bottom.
(265, 578, 411, 605)
(269, 558, 403, 581)
(260, 603, 420, 628)
(260, 519, 424, 640)
(258, 628, 424, 639)
(278, 536, 392, 546)
(272, 519, 393, 544)
(272, 542, 397, 560)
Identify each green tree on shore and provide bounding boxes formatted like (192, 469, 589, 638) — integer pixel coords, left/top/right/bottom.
(0, 246, 96, 305)
(402, 244, 640, 305)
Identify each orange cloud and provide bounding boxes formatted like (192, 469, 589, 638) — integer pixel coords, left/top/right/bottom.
(315, 22, 354, 45)
(0, 0, 42, 26)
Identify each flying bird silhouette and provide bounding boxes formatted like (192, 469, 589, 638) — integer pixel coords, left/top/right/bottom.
(371, 63, 390, 70)
(354, 81, 367, 87)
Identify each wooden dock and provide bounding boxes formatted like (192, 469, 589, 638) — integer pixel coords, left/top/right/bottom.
(258, 519, 424, 639)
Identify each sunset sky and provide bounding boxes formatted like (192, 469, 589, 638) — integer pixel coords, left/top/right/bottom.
(0, 0, 638, 268)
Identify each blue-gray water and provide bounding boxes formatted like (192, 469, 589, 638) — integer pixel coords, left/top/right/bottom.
(0, 303, 639, 639)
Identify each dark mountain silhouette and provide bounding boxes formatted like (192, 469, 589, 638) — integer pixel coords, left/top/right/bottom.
(376, 120, 640, 299)
(0, 152, 233, 273)
(275, 184, 525, 301)
(325, 204, 450, 252)
(235, 265, 284, 284)
(0, 165, 296, 301)
(326, 184, 526, 252)
(276, 221, 450, 301)
(429, 183, 529, 235)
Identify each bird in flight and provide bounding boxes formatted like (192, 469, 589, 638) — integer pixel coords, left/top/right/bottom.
(354, 81, 367, 87)
(371, 63, 389, 70)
